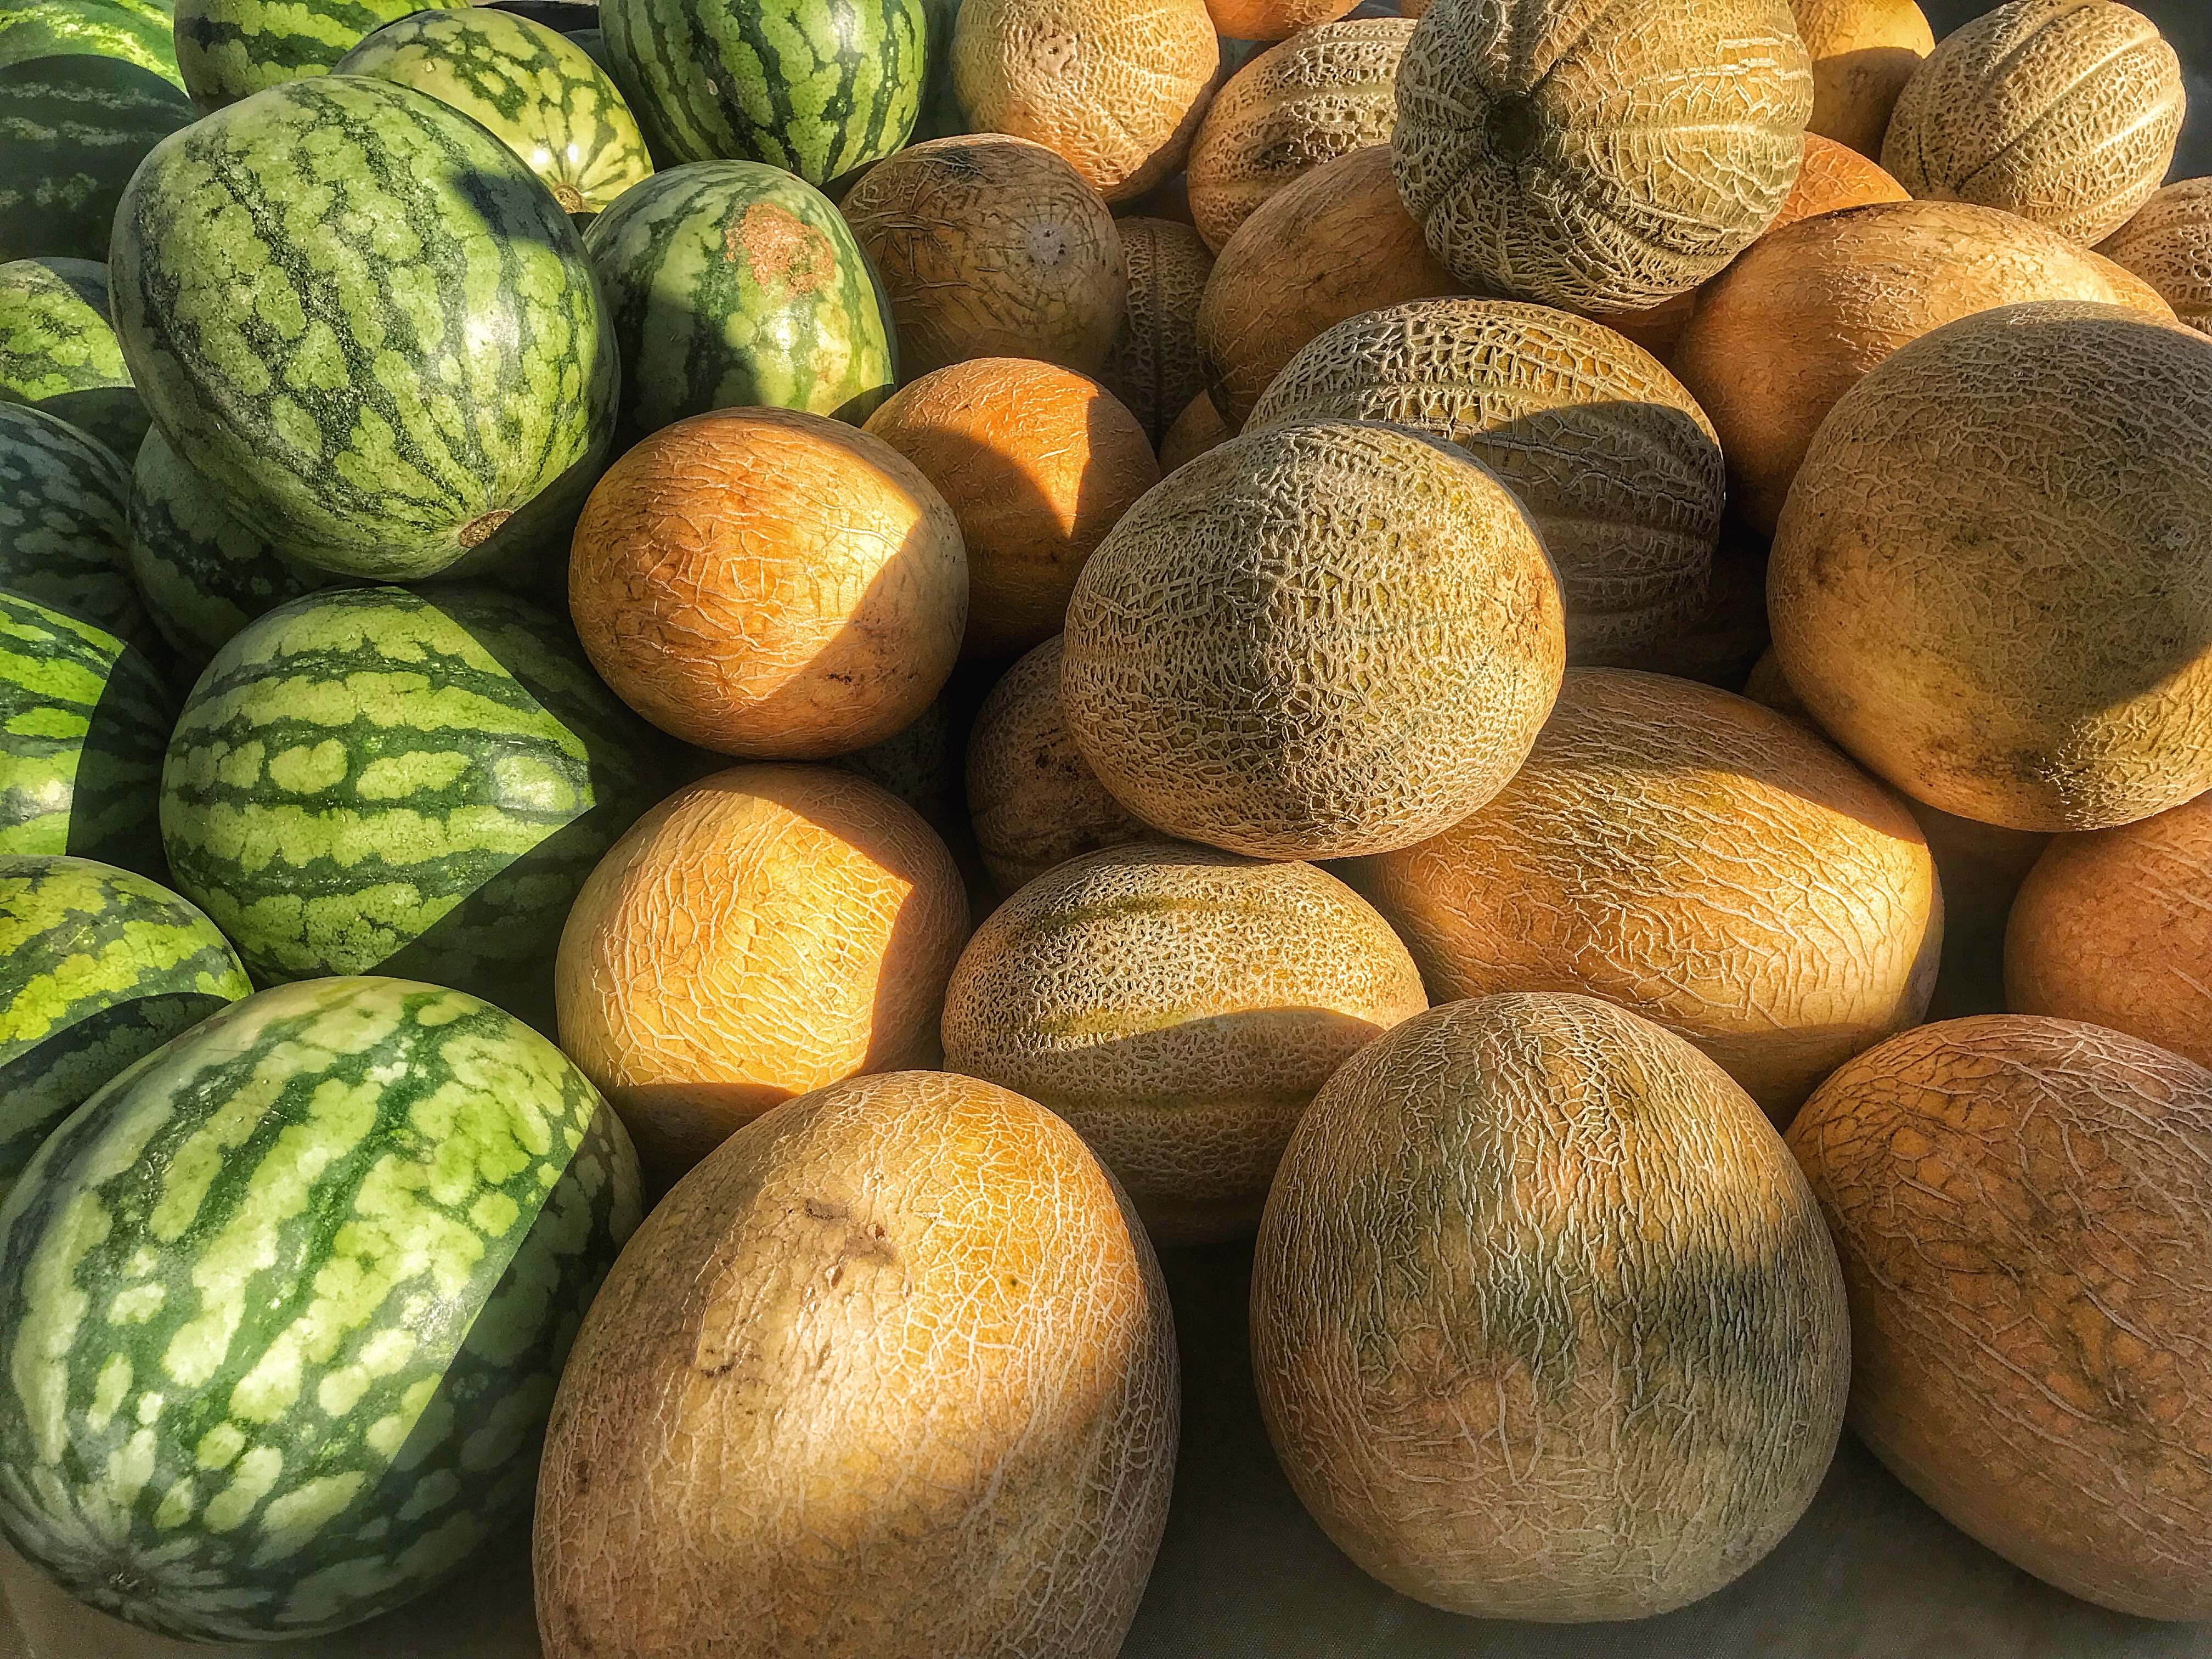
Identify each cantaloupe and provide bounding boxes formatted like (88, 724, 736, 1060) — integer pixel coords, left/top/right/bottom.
(1769, 301, 2212, 833)
(1098, 218, 1214, 448)
(1061, 417, 1565, 860)
(1790, 0, 1934, 159)
(535, 1069, 1178, 1658)
(1674, 199, 2178, 535)
(951, 0, 1220, 204)
(554, 765, 970, 1187)
(1246, 298, 1723, 665)
(2006, 792, 2212, 1066)
(1183, 19, 1413, 252)
(1392, 0, 1814, 312)
(840, 136, 1127, 378)
(1253, 992, 1850, 1619)
(941, 843, 1425, 1244)
(1196, 144, 1464, 428)
(1788, 1015, 2212, 1620)
(1203, 0, 1357, 43)
(569, 407, 967, 759)
(862, 360, 1159, 662)
(1883, 0, 2183, 247)
(1360, 669, 1940, 1121)
(1159, 390, 1229, 469)
(967, 637, 1156, 896)
(2100, 177, 2212, 331)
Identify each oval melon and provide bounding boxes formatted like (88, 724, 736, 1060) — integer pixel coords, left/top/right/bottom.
(1254, 992, 1850, 1618)
(0, 256, 148, 462)
(1099, 218, 1214, 447)
(2099, 176, 2212, 331)
(534, 1068, 1178, 1659)
(1791, 0, 1933, 158)
(1204, 0, 1357, 42)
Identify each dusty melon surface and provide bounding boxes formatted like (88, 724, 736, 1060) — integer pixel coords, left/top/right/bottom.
(2100, 176, 2212, 330)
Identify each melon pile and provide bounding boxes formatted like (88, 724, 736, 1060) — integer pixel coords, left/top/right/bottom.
(3, 0, 2212, 1649)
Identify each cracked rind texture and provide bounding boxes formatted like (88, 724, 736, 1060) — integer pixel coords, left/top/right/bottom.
(1674, 199, 2175, 538)
(1788, 0, 1932, 159)
(568, 406, 967, 760)
(1099, 218, 1214, 448)
(1768, 300, 2212, 833)
(1246, 297, 1723, 667)
(0, 257, 149, 464)
(951, 0, 1218, 204)
(1882, 0, 2182, 248)
(1059, 417, 1565, 861)
(966, 637, 1157, 898)
(862, 359, 1158, 663)
(554, 765, 970, 1188)
(2006, 792, 2212, 1067)
(1252, 992, 1850, 1620)
(1358, 668, 1940, 1122)
(2099, 176, 2212, 331)
(1786, 1015, 2212, 1619)
(1195, 144, 1465, 430)
(1184, 18, 1413, 252)
(533, 1068, 1179, 1659)
(1392, 0, 1813, 314)
(842, 134, 1127, 379)
(940, 842, 1426, 1243)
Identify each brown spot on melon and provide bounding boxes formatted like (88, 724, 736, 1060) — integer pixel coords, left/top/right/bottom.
(729, 202, 834, 296)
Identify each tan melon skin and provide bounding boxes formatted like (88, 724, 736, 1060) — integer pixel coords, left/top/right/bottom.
(1184, 18, 1413, 252)
(1790, 0, 1933, 158)
(1673, 199, 2175, 537)
(534, 1070, 1179, 1659)
(841, 135, 1127, 379)
(951, 0, 1220, 204)
(941, 842, 1426, 1244)
(1246, 297, 1723, 667)
(1253, 992, 1850, 1620)
(1098, 218, 1215, 447)
(1159, 390, 1229, 469)
(1787, 1016, 2212, 1620)
(1393, 0, 1813, 314)
(2007, 792, 2212, 1067)
(1769, 300, 2212, 834)
(1060, 417, 1566, 861)
(555, 765, 970, 1189)
(2100, 177, 2212, 331)
(1359, 668, 1940, 1123)
(1883, 0, 2183, 248)
(1204, 0, 1356, 43)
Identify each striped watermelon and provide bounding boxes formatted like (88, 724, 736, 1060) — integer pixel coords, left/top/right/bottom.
(0, 0, 180, 89)
(171, 0, 416, 111)
(0, 974, 642, 1641)
(0, 258, 150, 463)
(111, 75, 617, 584)
(160, 584, 676, 1032)
(584, 161, 898, 441)
(603, 0, 926, 184)
(336, 9, 653, 219)
(0, 55, 196, 266)
(0, 853, 246, 1201)
(0, 402, 159, 658)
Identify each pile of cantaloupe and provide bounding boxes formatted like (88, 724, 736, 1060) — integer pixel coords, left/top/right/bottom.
(530, 0, 2212, 1650)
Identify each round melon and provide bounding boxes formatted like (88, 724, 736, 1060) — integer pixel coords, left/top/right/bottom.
(0, 256, 148, 462)
(568, 407, 967, 759)
(1246, 297, 1723, 665)
(1159, 390, 1228, 469)
(1675, 199, 2179, 535)
(1788, 1015, 2212, 1619)
(1196, 144, 1464, 428)
(0, 400, 152, 658)
(1254, 992, 1850, 1618)
(862, 359, 1158, 662)
(1203, 0, 1357, 42)
(554, 765, 970, 1188)
(1883, 0, 2182, 247)
(1392, 0, 1813, 312)
(2099, 176, 2212, 331)
(1791, 0, 1933, 158)
(1184, 18, 1412, 252)
(950, 0, 1219, 204)
(1060, 417, 1564, 860)
(0, 58, 196, 269)
(840, 134, 1127, 379)
(1769, 300, 2212, 832)
(1359, 668, 1940, 1121)
(1098, 217, 1214, 447)
(172, 0, 417, 110)
(942, 843, 1425, 1243)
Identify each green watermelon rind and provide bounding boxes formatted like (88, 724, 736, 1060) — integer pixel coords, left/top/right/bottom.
(0, 402, 159, 658)
(0, 257, 151, 464)
(0, 55, 196, 267)
(0, 0, 182, 91)
(171, 0, 417, 111)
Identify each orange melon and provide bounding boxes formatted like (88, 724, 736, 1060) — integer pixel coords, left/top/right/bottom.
(1790, 0, 1934, 158)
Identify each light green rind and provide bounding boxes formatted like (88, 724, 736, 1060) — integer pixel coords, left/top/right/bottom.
(0, 56, 196, 267)
(0, 402, 157, 658)
(0, 0, 182, 91)
(0, 258, 150, 463)
(171, 0, 416, 111)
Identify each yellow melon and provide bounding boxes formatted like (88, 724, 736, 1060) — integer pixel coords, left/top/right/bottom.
(2100, 177, 2212, 331)
(1790, 0, 1933, 157)
(1203, 0, 1357, 43)
(1098, 217, 1216, 446)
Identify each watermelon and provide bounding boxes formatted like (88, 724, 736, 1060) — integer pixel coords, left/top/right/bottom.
(335, 9, 653, 220)
(0, 0, 181, 90)
(0, 402, 160, 658)
(171, 0, 416, 111)
(110, 75, 617, 584)
(0, 590, 171, 876)
(0, 258, 150, 463)
(160, 584, 678, 1032)
(0, 55, 196, 266)
(584, 161, 898, 441)
(0, 853, 247, 1201)
(0, 974, 642, 1641)
(602, 0, 926, 184)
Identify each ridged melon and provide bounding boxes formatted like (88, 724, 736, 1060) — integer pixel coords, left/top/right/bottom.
(1790, 0, 1932, 158)
(1099, 217, 1214, 447)
(2100, 177, 2212, 331)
